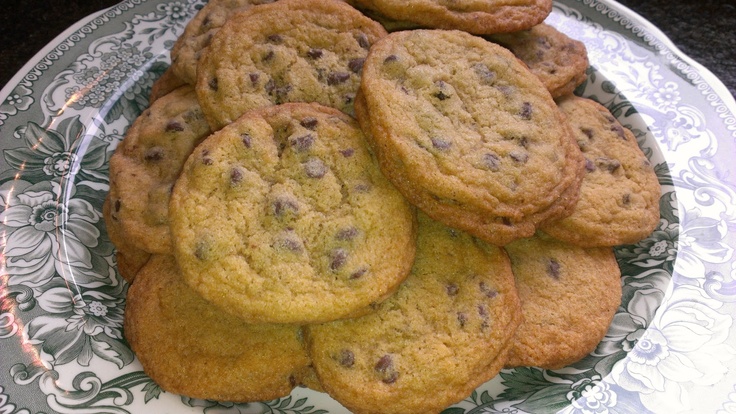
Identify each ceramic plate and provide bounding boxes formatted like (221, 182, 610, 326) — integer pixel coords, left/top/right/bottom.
(1, 0, 735, 413)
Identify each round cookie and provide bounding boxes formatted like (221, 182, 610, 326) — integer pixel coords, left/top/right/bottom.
(107, 86, 211, 254)
(345, 0, 551, 34)
(487, 23, 589, 98)
(357, 29, 585, 246)
(305, 212, 522, 414)
(169, 0, 277, 85)
(169, 103, 417, 324)
(124, 254, 313, 402)
(503, 233, 622, 369)
(540, 95, 661, 247)
(102, 195, 150, 283)
(195, 0, 388, 130)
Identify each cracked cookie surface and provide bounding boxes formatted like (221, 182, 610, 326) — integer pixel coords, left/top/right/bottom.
(169, 103, 416, 324)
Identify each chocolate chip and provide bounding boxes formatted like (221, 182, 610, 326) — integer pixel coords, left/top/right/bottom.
(431, 137, 452, 151)
(230, 168, 244, 186)
(518, 136, 529, 149)
(354, 183, 371, 193)
(350, 267, 368, 280)
(355, 33, 370, 49)
(348, 58, 365, 74)
(336, 227, 359, 241)
(249, 73, 260, 86)
(374, 355, 398, 384)
(266, 34, 283, 44)
(585, 158, 596, 172)
(473, 63, 496, 85)
(509, 151, 529, 163)
(479, 281, 497, 298)
(482, 153, 500, 171)
(272, 197, 299, 217)
(478, 304, 490, 329)
(289, 134, 315, 152)
(330, 248, 349, 271)
(337, 349, 355, 367)
(300, 117, 318, 129)
(596, 157, 621, 173)
(307, 48, 323, 59)
(457, 312, 468, 327)
(201, 149, 213, 165)
(165, 121, 185, 132)
(208, 78, 218, 91)
(304, 157, 327, 178)
(433, 81, 451, 100)
(547, 259, 561, 279)
(446, 284, 459, 296)
(519, 102, 533, 120)
(501, 217, 512, 226)
(194, 240, 210, 260)
(144, 147, 164, 162)
(611, 124, 627, 140)
(622, 193, 631, 205)
(383, 55, 398, 64)
(263, 50, 275, 62)
(339, 148, 355, 157)
(581, 127, 595, 139)
(327, 72, 351, 86)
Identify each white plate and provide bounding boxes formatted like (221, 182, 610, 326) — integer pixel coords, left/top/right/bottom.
(1, 1, 735, 413)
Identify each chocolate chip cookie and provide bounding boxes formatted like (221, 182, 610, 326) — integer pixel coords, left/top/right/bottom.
(195, 0, 387, 130)
(305, 212, 521, 414)
(504, 233, 622, 369)
(169, 103, 416, 324)
(345, 0, 551, 34)
(357, 29, 585, 245)
(540, 95, 661, 246)
(124, 254, 313, 401)
(107, 86, 211, 254)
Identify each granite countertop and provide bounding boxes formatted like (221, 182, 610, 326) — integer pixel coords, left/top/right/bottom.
(1, 0, 734, 99)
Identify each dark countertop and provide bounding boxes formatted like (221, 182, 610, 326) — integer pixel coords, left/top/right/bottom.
(1, 0, 735, 99)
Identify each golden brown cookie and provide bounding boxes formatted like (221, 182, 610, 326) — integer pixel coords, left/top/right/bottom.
(504, 233, 622, 369)
(148, 66, 187, 104)
(170, 0, 277, 85)
(195, 0, 388, 130)
(124, 254, 313, 401)
(102, 195, 150, 283)
(356, 29, 585, 245)
(487, 23, 589, 98)
(540, 96, 661, 247)
(169, 103, 416, 324)
(305, 212, 522, 414)
(345, 0, 551, 34)
(107, 86, 211, 254)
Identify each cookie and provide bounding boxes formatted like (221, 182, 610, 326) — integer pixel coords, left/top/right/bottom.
(148, 66, 186, 104)
(487, 23, 589, 98)
(124, 254, 313, 401)
(170, 0, 277, 85)
(195, 0, 388, 130)
(169, 103, 416, 324)
(102, 195, 150, 282)
(345, 0, 551, 34)
(305, 212, 522, 414)
(107, 86, 211, 254)
(540, 95, 661, 247)
(356, 29, 585, 246)
(503, 233, 622, 369)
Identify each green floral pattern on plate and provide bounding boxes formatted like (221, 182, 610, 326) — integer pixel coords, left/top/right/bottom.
(1, 0, 735, 413)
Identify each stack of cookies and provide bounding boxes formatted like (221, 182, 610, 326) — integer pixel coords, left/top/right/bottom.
(106, 0, 662, 412)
